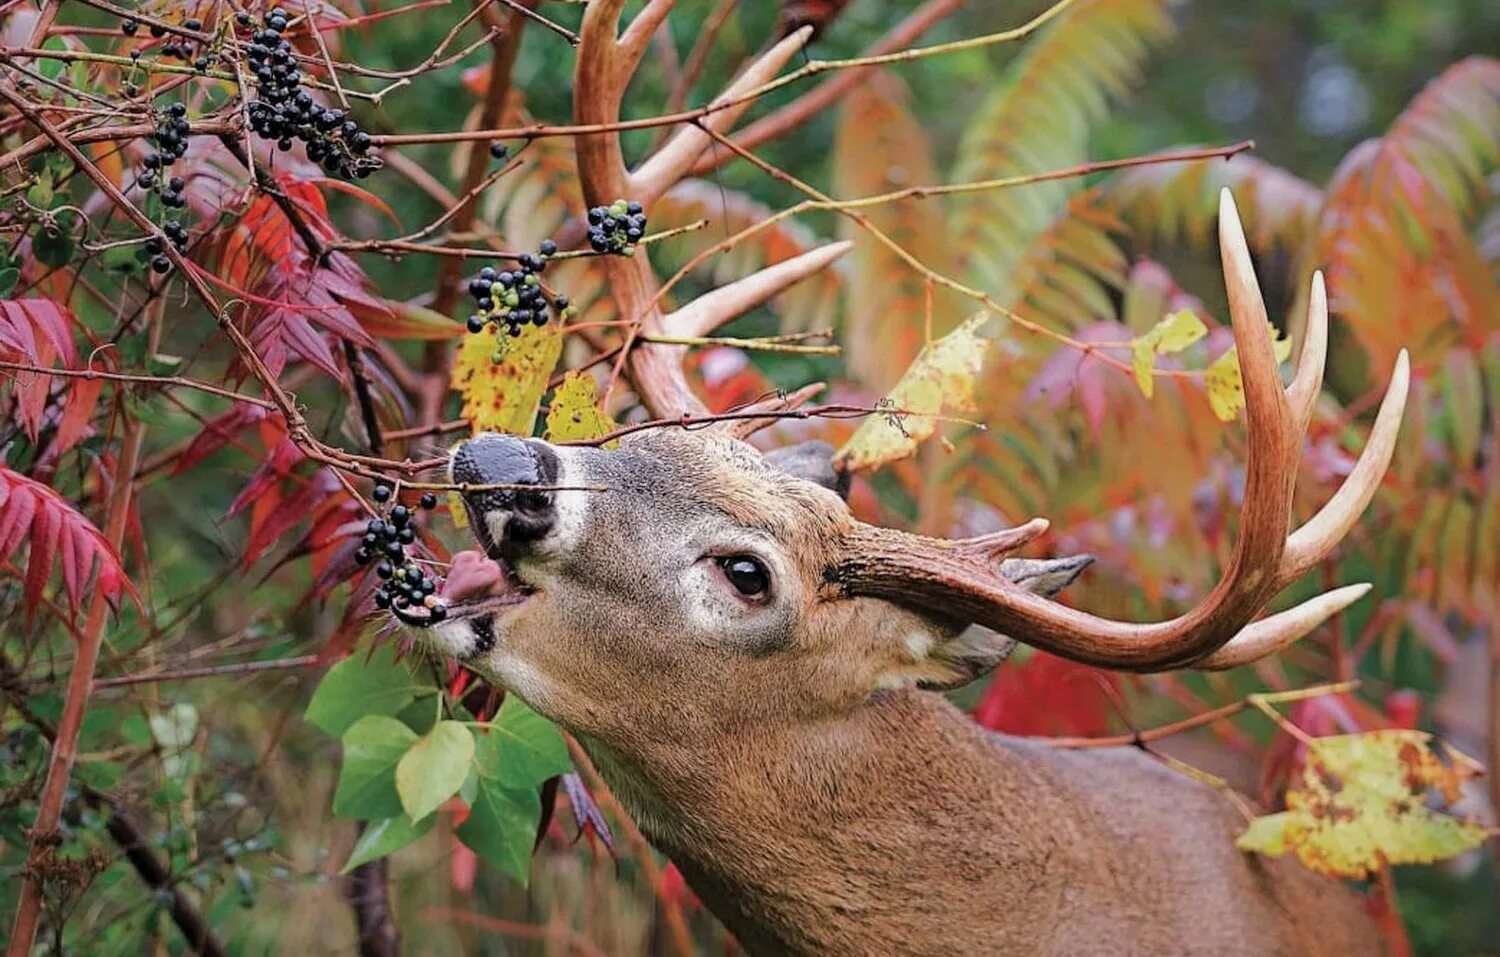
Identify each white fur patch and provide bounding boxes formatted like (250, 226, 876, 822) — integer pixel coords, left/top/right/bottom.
(903, 631, 936, 660)
(474, 652, 553, 709)
(429, 620, 480, 658)
(547, 448, 590, 555)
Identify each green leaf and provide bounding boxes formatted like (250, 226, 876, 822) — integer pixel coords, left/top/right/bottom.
(0, 268, 17, 298)
(479, 695, 571, 789)
(27, 172, 54, 210)
(100, 245, 143, 274)
(455, 775, 541, 885)
(305, 645, 430, 736)
(341, 814, 437, 873)
(395, 720, 475, 822)
(333, 716, 417, 820)
(31, 226, 73, 268)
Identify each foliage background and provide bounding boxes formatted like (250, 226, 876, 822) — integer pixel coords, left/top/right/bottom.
(2, 0, 1499, 954)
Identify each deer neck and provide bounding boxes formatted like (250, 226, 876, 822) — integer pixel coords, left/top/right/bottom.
(576, 690, 1086, 956)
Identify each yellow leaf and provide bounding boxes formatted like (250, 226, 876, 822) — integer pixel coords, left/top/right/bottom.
(1154, 308, 1208, 353)
(1131, 337, 1156, 399)
(834, 313, 992, 473)
(450, 321, 562, 436)
(544, 372, 616, 446)
(447, 490, 468, 529)
(1129, 310, 1207, 399)
(1204, 323, 1293, 422)
(1236, 730, 1490, 879)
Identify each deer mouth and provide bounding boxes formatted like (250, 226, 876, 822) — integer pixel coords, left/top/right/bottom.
(390, 550, 534, 630)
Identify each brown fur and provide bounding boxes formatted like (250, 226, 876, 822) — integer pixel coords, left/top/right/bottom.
(425, 429, 1387, 957)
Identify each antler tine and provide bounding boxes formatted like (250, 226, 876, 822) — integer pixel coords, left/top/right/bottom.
(618, 0, 676, 61)
(1286, 270, 1329, 432)
(1277, 349, 1409, 587)
(1193, 583, 1371, 671)
(632, 27, 814, 201)
(665, 241, 853, 339)
(835, 189, 1403, 673)
(630, 242, 853, 419)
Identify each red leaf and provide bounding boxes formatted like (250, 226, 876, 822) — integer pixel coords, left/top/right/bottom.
(24, 501, 60, 617)
(972, 651, 1119, 737)
(228, 436, 302, 517)
(242, 467, 340, 567)
(174, 404, 272, 475)
(0, 467, 137, 616)
(54, 375, 105, 454)
(1, 300, 86, 441)
(0, 485, 37, 562)
(2, 299, 77, 367)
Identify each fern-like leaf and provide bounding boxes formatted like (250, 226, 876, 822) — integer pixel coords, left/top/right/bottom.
(1107, 153, 1323, 256)
(830, 70, 957, 386)
(948, 0, 1173, 295)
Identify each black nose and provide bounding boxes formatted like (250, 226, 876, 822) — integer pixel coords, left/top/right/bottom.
(451, 434, 559, 551)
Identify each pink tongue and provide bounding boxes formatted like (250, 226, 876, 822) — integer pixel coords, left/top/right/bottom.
(440, 550, 505, 601)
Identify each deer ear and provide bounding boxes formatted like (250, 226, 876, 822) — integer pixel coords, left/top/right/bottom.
(896, 555, 1093, 691)
(764, 441, 850, 500)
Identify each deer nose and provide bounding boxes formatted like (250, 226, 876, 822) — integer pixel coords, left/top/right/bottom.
(450, 434, 559, 548)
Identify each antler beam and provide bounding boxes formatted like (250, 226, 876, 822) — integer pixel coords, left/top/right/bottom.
(838, 189, 1410, 673)
(574, 1, 846, 419)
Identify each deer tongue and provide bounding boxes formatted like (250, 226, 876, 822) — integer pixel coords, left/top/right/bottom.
(440, 550, 507, 602)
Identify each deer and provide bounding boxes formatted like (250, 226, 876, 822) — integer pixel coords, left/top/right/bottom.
(394, 4, 1413, 954)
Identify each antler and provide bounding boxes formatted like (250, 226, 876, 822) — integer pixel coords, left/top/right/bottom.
(837, 189, 1410, 673)
(573, 0, 850, 418)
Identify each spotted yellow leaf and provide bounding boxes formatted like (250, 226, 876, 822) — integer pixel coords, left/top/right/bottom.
(451, 321, 563, 436)
(1205, 323, 1293, 421)
(1236, 730, 1490, 878)
(834, 313, 993, 473)
(544, 371, 616, 446)
(1130, 309, 1208, 399)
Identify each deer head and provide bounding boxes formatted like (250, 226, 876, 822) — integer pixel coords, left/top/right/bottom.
(394, 0, 1408, 755)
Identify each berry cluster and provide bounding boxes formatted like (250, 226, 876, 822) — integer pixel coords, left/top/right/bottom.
(586, 199, 647, 254)
(122, 15, 210, 68)
(243, 8, 378, 178)
(464, 243, 572, 356)
(140, 221, 190, 275)
(140, 102, 190, 199)
(135, 103, 193, 274)
(356, 486, 446, 621)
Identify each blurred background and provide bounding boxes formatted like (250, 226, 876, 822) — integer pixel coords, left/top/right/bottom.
(3, 0, 1498, 954)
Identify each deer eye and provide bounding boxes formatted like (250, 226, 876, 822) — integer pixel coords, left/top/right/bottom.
(716, 556, 770, 599)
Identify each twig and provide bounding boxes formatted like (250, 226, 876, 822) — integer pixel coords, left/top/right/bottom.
(0, 360, 279, 409)
(1046, 681, 1360, 750)
(95, 655, 319, 689)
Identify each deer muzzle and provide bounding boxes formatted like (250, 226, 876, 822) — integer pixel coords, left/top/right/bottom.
(450, 433, 560, 558)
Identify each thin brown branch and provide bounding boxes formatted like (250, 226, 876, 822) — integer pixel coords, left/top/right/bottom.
(0, 360, 279, 409)
(94, 655, 320, 689)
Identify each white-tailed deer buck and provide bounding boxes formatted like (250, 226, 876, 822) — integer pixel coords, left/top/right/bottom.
(403, 4, 1412, 954)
